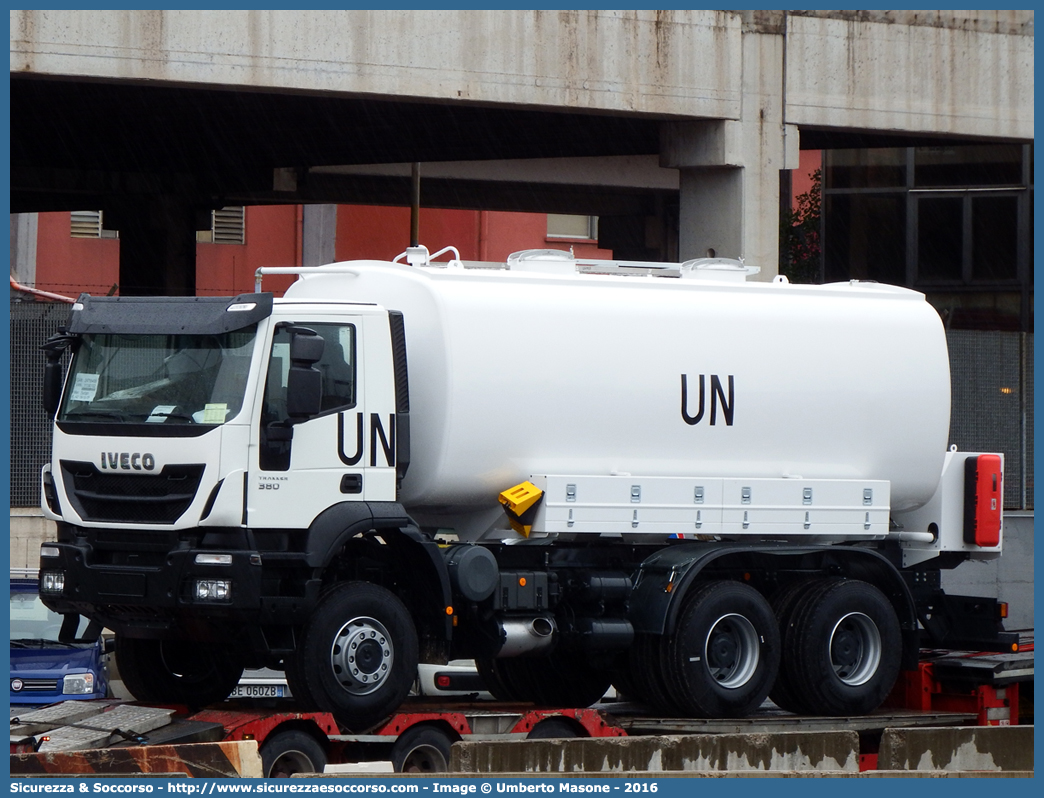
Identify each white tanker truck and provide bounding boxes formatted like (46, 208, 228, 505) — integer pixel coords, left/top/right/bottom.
(38, 246, 1015, 731)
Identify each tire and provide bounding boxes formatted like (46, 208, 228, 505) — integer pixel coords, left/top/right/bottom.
(768, 579, 819, 713)
(490, 652, 612, 708)
(629, 633, 676, 714)
(391, 725, 457, 773)
(527, 717, 582, 739)
(299, 582, 418, 732)
(475, 658, 516, 702)
(664, 581, 780, 718)
(283, 648, 319, 711)
(608, 651, 641, 702)
(785, 579, 902, 716)
(260, 729, 327, 777)
(115, 636, 244, 707)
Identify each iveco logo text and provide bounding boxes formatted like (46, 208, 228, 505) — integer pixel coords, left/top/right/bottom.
(100, 452, 156, 471)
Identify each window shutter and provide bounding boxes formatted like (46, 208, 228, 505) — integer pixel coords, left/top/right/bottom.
(212, 206, 245, 245)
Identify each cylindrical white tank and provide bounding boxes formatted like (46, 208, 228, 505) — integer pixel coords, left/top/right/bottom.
(283, 256, 950, 537)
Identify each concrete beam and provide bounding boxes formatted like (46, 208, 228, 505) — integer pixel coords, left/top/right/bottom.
(9, 10, 743, 120)
(878, 726, 1034, 772)
(451, 731, 861, 773)
(314, 156, 679, 192)
(786, 13, 1033, 140)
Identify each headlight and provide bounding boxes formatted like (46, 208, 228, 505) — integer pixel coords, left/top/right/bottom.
(195, 579, 232, 601)
(63, 672, 95, 695)
(40, 570, 65, 594)
(195, 553, 233, 565)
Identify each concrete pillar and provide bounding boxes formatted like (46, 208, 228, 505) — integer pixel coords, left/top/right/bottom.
(302, 204, 337, 267)
(661, 24, 799, 278)
(10, 213, 39, 286)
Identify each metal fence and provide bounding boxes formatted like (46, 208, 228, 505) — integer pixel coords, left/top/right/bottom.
(8, 300, 1035, 511)
(10, 300, 73, 508)
(947, 330, 1033, 510)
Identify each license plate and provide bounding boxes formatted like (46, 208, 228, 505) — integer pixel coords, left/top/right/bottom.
(231, 684, 284, 698)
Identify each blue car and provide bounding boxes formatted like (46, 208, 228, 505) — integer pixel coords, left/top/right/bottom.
(10, 574, 109, 704)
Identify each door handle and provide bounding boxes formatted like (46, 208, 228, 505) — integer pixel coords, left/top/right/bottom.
(340, 474, 363, 494)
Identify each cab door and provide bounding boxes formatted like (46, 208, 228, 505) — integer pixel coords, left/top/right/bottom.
(248, 315, 395, 529)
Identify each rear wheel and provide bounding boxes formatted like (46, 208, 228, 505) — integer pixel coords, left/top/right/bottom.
(300, 582, 418, 731)
(260, 729, 327, 777)
(665, 581, 780, 717)
(391, 725, 457, 773)
(768, 579, 818, 713)
(475, 658, 516, 702)
(784, 579, 901, 716)
(480, 652, 612, 708)
(115, 637, 244, 707)
(630, 633, 676, 714)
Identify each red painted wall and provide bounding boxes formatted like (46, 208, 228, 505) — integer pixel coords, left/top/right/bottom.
(791, 150, 821, 204)
(196, 205, 299, 297)
(34, 212, 120, 299)
(29, 205, 627, 301)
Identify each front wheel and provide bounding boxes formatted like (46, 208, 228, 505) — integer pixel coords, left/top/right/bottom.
(300, 582, 418, 732)
(115, 637, 244, 707)
(664, 581, 780, 718)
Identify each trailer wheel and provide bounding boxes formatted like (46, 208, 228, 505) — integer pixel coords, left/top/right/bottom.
(260, 729, 327, 777)
(527, 717, 583, 739)
(665, 581, 780, 717)
(115, 637, 243, 707)
(786, 579, 901, 716)
(391, 725, 457, 773)
(300, 581, 418, 732)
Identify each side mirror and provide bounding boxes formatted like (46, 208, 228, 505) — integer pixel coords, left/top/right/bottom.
(40, 332, 78, 415)
(43, 359, 64, 415)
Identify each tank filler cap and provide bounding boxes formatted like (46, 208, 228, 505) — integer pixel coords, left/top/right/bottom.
(679, 258, 760, 282)
(507, 249, 578, 274)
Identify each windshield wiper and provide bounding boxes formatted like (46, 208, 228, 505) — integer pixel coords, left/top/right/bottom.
(12, 639, 82, 648)
(146, 411, 195, 423)
(64, 409, 127, 421)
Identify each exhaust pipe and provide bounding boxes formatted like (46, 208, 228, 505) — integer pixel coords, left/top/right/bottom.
(496, 616, 556, 657)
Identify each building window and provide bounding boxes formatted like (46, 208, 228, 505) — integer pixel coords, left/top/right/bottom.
(822, 143, 1032, 332)
(70, 211, 117, 239)
(547, 214, 598, 240)
(197, 206, 246, 245)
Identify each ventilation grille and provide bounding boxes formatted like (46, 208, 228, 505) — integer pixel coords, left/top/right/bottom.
(60, 460, 205, 524)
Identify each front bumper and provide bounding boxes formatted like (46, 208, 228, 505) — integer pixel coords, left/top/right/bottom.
(38, 538, 290, 635)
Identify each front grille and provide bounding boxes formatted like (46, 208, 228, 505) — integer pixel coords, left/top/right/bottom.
(12, 678, 59, 692)
(60, 460, 205, 524)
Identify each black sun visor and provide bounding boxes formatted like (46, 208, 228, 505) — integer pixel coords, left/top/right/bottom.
(67, 293, 274, 335)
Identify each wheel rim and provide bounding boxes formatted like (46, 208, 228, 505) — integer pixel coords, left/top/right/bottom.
(703, 613, 760, 689)
(268, 749, 317, 778)
(400, 744, 448, 773)
(829, 612, 882, 686)
(330, 615, 394, 695)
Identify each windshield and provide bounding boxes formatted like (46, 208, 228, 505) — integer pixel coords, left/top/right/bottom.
(10, 588, 88, 643)
(58, 327, 257, 426)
